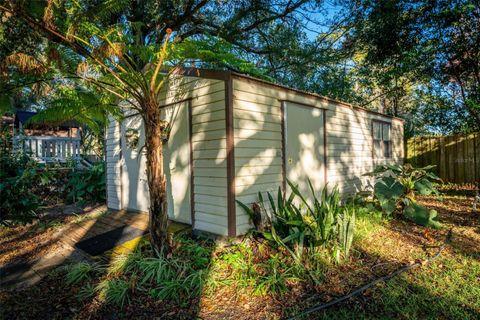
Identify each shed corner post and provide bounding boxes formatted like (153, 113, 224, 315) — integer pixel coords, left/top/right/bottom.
(187, 99, 195, 231)
(225, 73, 236, 237)
(280, 100, 287, 193)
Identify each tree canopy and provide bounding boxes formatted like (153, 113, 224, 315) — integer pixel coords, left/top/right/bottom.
(2, 0, 478, 135)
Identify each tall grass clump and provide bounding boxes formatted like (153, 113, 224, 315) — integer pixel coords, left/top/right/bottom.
(66, 261, 100, 286)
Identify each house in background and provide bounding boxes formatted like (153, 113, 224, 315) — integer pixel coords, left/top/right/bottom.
(12, 111, 82, 163)
(106, 69, 404, 237)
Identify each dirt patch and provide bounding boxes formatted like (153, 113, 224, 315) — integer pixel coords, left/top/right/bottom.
(0, 223, 63, 267)
(417, 193, 480, 260)
(0, 204, 105, 268)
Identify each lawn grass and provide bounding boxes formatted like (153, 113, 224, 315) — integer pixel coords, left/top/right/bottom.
(287, 186, 480, 320)
(310, 254, 480, 320)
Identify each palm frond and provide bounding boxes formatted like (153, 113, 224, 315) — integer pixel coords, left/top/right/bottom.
(1, 53, 47, 76)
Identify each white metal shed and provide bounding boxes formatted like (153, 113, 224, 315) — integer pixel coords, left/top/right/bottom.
(106, 69, 404, 237)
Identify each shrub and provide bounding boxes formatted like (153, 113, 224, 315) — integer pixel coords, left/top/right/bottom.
(363, 164, 442, 228)
(66, 162, 106, 205)
(0, 150, 106, 225)
(0, 151, 44, 225)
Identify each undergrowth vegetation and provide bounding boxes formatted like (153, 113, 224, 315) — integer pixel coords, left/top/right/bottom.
(67, 181, 367, 307)
(66, 232, 341, 307)
(67, 236, 215, 307)
(0, 150, 105, 226)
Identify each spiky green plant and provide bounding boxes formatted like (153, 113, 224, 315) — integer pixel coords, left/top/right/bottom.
(237, 179, 346, 261)
(253, 254, 298, 296)
(136, 254, 176, 285)
(336, 206, 356, 262)
(96, 278, 131, 306)
(108, 250, 143, 276)
(66, 262, 98, 286)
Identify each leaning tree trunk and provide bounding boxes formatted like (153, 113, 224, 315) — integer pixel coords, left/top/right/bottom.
(143, 95, 171, 255)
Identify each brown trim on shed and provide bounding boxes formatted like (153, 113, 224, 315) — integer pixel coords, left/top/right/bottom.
(224, 73, 236, 237)
(173, 68, 232, 82)
(187, 99, 195, 229)
(323, 109, 328, 185)
(280, 101, 287, 192)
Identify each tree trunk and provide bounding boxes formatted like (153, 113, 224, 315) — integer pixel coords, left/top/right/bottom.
(143, 95, 171, 255)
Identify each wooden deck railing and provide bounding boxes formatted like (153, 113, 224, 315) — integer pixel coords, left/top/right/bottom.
(13, 135, 81, 163)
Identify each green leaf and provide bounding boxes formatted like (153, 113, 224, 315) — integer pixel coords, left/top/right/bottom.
(267, 192, 277, 216)
(262, 232, 274, 241)
(374, 176, 405, 201)
(414, 178, 436, 195)
(286, 179, 313, 213)
(379, 199, 397, 215)
(285, 220, 304, 226)
(404, 203, 442, 229)
(235, 200, 254, 220)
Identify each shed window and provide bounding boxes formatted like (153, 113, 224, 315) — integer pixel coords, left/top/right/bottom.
(372, 121, 392, 159)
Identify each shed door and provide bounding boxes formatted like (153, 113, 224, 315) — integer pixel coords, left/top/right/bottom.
(284, 101, 326, 199)
(162, 102, 192, 224)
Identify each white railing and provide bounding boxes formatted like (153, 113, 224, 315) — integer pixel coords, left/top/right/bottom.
(13, 135, 81, 163)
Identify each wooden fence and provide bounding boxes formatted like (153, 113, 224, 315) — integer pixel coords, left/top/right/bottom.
(407, 133, 480, 184)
